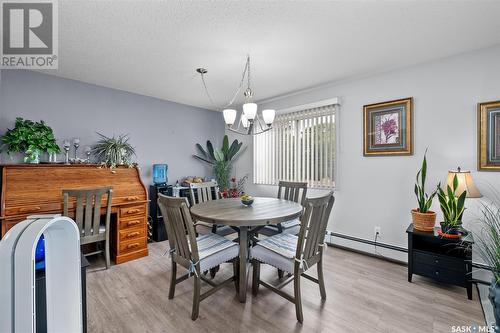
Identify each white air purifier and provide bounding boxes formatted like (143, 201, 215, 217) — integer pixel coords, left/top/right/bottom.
(0, 214, 83, 333)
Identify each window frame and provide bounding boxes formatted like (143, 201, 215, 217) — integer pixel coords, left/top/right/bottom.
(253, 98, 340, 189)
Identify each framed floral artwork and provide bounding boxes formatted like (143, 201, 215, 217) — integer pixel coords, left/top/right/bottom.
(477, 100, 500, 170)
(363, 97, 413, 156)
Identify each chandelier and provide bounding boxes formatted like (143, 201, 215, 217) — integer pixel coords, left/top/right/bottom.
(196, 55, 276, 135)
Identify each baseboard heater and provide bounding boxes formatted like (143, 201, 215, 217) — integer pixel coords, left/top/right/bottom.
(327, 231, 493, 281)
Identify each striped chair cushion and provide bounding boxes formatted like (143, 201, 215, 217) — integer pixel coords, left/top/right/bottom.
(195, 234, 239, 272)
(250, 233, 299, 273)
(281, 218, 300, 229)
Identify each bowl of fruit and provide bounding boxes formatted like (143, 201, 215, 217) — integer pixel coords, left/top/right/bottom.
(240, 194, 254, 206)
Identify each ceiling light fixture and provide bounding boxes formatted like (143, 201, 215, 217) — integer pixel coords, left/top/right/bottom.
(196, 55, 275, 135)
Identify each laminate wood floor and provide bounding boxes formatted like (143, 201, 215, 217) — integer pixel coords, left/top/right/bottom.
(86, 241, 484, 333)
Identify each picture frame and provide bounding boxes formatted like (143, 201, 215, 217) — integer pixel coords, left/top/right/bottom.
(363, 97, 413, 156)
(477, 100, 500, 171)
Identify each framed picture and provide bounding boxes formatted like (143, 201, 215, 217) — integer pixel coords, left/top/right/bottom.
(363, 97, 413, 156)
(477, 100, 500, 171)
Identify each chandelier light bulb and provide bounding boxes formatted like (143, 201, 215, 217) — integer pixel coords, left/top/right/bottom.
(262, 109, 276, 125)
(223, 109, 237, 126)
(242, 103, 258, 120)
(241, 114, 249, 128)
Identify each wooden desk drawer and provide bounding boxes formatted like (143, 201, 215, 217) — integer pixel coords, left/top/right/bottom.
(5, 203, 61, 216)
(119, 237, 147, 254)
(119, 227, 146, 242)
(119, 204, 146, 218)
(413, 250, 464, 271)
(413, 262, 466, 286)
(119, 216, 146, 229)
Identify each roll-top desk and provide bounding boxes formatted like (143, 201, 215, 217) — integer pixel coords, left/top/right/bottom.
(0, 164, 149, 264)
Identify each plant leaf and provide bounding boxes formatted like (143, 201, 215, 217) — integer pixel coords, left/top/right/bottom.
(207, 140, 215, 160)
(193, 155, 215, 165)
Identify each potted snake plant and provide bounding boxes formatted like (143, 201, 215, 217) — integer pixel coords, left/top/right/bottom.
(476, 200, 500, 332)
(412, 150, 438, 231)
(436, 174, 466, 235)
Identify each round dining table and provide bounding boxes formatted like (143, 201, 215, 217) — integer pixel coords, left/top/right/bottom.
(190, 197, 303, 302)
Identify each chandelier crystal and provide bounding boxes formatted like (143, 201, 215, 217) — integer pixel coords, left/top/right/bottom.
(197, 55, 275, 135)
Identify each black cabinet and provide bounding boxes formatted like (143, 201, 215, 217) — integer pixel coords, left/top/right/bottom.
(407, 224, 473, 299)
(149, 185, 192, 241)
(149, 185, 172, 242)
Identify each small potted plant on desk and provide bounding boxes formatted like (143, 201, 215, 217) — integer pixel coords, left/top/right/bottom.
(436, 174, 467, 236)
(412, 150, 438, 231)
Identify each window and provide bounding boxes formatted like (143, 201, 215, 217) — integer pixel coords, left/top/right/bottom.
(253, 104, 337, 188)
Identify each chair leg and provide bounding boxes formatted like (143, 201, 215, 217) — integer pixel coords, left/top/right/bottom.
(169, 259, 177, 299)
(191, 276, 201, 321)
(233, 260, 239, 293)
(317, 257, 326, 300)
(252, 259, 260, 296)
(277, 269, 284, 279)
(294, 275, 303, 323)
(104, 238, 110, 269)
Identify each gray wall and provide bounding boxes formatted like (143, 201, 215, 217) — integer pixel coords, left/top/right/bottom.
(0, 70, 225, 184)
(232, 44, 500, 262)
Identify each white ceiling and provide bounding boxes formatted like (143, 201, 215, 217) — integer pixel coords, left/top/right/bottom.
(43, 1, 500, 110)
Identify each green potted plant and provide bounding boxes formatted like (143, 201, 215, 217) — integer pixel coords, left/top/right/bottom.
(476, 200, 500, 332)
(1, 117, 60, 163)
(91, 132, 136, 168)
(436, 174, 466, 234)
(193, 135, 244, 190)
(412, 150, 438, 231)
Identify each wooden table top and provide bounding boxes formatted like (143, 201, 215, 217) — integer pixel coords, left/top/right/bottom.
(190, 197, 303, 227)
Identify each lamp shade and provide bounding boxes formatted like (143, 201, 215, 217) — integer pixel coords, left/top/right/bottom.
(262, 109, 276, 125)
(223, 109, 237, 126)
(242, 103, 257, 120)
(446, 168, 482, 198)
(241, 114, 249, 128)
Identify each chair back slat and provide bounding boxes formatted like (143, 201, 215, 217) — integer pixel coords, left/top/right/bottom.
(93, 192, 103, 236)
(277, 181, 308, 207)
(84, 192, 94, 236)
(190, 181, 219, 205)
(296, 193, 334, 263)
(62, 187, 113, 240)
(158, 194, 199, 265)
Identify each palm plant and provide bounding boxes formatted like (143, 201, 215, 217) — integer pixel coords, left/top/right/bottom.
(91, 132, 136, 168)
(414, 150, 437, 213)
(437, 174, 467, 231)
(477, 202, 500, 284)
(193, 135, 244, 190)
(475, 197, 500, 331)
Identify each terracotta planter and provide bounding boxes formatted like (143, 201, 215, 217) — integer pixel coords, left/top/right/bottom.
(411, 209, 437, 232)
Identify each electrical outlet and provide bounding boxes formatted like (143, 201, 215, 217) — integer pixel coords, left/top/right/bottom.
(374, 226, 381, 235)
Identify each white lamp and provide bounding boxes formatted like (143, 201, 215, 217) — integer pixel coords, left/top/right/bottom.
(262, 109, 276, 125)
(446, 167, 482, 198)
(223, 109, 237, 126)
(242, 103, 257, 120)
(241, 114, 249, 128)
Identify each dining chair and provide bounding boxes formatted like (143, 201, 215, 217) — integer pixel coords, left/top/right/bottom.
(189, 181, 235, 236)
(251, 192, 334, 323)
(63, 187, 113, 269)
(264, 181, 308, 235)
(157, 194, 239, 320)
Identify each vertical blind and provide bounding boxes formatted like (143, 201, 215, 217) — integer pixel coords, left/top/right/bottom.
(253, 104, 336, 188)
